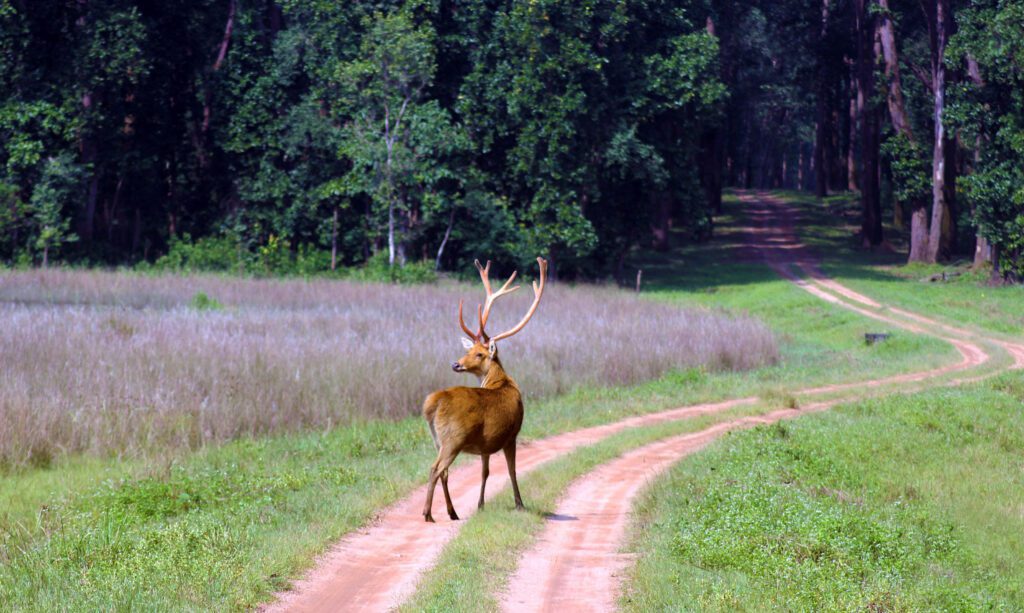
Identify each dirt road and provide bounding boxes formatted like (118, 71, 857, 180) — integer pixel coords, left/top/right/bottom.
(266, 192, 1020, 612)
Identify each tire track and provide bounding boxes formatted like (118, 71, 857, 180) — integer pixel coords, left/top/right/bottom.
(262, 399, 759, 613)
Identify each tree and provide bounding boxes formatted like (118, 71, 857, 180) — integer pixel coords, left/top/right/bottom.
(335, 10, 451, 267)
(30, 154, 81, 266)
(948, 0, 1024, 280)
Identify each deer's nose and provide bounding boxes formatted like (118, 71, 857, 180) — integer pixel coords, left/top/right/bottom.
(451, 361, 463, 372)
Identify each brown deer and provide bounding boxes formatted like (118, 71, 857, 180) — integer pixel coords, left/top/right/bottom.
(421, 257, 548, 522)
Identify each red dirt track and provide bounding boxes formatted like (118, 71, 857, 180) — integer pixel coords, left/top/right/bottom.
(265, 192, 1022, 613)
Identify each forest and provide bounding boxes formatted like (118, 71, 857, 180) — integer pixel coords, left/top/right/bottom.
(1, 0, 1022, 280)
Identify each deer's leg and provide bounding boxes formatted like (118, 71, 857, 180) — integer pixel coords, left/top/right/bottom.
(478, 454, 490, 509)
(502, 442, 524, 510)
(423, 448, 458, 523)
(440, 468, 459, 520)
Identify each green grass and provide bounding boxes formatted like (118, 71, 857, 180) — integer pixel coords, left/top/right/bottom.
(622, 372, 1024, 611)
(0, 420, 431, 609)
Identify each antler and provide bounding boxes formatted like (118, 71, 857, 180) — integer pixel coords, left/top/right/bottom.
(457, 300, 480, 341)
(475, 259, 520, 333)
(489, 257, 547, 343)
(456, 258, 547, 343)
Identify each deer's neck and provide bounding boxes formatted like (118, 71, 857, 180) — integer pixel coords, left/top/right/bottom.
(480, 359, 518, 391)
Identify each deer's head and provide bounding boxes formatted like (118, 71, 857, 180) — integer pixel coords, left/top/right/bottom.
(451, 257, 548, 377)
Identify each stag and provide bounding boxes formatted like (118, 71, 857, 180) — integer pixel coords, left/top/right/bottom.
(421, 257, 548, 522)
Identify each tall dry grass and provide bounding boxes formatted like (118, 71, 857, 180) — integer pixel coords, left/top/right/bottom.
(0, 269, 777, 468)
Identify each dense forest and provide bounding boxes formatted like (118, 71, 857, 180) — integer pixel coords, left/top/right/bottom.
(1, 0, 1021, 279)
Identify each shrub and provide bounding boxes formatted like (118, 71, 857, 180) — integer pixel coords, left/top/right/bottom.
(154, 234, 249, 273)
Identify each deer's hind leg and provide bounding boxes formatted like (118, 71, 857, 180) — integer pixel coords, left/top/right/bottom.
(424, 446, 459, 523)
(503, 441, 524, 510)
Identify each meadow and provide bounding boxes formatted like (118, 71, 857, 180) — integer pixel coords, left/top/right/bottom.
(0, 269, 777, 469)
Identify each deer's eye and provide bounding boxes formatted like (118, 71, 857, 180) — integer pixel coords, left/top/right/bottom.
(476, 353, 484, 358)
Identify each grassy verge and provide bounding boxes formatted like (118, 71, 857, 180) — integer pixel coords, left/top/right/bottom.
(622, 372, 1024, 610)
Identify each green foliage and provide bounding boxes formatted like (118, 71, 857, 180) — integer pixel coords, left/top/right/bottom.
(882, 133, 930, 207)
(948, 0, 1024, 277)
(29, 154, 81, 265)
(154, 234, 249, 274)
(347, 251, 436, 284)
(189, 291, 224, 311)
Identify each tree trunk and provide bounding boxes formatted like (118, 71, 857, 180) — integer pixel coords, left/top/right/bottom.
(925, 0, 950, 263)
(879, 0, 933, 258)
(966, 56, 990, 267)
(203, 0, 237, 133)
(973, 233, 991, 268)
(77, 1, 99, 245)
(435, 206, 456, 271)
(331, 206, 338, 271)
(848, 69, 859, 191)
(877, 0, 912, 136)
(941, 133, 957, 255)
(856, 0, 882, 245)
(650, 190, 672, 251)
(815, 0, 831, 198)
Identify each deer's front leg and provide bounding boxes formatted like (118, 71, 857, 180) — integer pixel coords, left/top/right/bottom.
(440, 468, 459, 520)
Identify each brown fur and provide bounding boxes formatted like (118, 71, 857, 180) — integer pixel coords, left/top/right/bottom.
(421, 342, 526, 522)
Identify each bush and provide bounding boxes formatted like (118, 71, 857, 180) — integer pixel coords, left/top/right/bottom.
(146, 234, 437, 282)
(154, 234, 249, 273)
(189, 291, 224, 311)
(346, 252, 437, 284)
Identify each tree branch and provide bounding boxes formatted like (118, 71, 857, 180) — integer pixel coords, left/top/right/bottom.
(906, 61, 935, 94)
(213, 0, 237, 72)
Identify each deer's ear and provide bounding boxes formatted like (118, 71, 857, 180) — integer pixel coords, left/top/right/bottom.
(488, 340, 497, 357)
(461, 337, 475, 350)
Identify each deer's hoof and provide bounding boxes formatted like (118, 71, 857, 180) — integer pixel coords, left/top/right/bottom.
(424, 514, 435, 523)
(448, 511, 460, 520)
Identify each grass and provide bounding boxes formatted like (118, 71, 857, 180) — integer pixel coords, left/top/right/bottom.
(0, 419, 430, 609)
(0, 268, 776, 468)
(622, 372, 1024, 611)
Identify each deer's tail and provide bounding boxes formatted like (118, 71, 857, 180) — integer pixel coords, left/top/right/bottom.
(423, 391, 443, 449)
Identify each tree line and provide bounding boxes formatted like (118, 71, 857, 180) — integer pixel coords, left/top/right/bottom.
(1, 0, 1021, 280)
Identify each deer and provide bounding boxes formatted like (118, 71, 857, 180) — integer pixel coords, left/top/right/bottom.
(421, 257, 548, 522)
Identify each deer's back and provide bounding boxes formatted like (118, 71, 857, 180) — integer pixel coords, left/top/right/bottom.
(424, 385, 523, 455)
